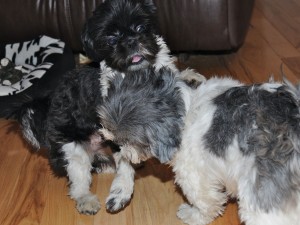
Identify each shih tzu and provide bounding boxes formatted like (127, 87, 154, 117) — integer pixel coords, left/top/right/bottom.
(81, 0, 205, 95)
(82, 0, 161, 71)
(99, 67, 300, 225)
(12, 0, 205, 216)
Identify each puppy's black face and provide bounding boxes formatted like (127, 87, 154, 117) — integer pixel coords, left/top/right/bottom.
(81, 0, 159, 72)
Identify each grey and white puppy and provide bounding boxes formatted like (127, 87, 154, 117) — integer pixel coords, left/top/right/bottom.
(99, 69, 300, 225)
(99, 67, 186, 163)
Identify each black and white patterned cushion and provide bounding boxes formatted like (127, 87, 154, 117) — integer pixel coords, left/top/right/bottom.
(0, 35, 75, 117)
(1, 35, 67, 96)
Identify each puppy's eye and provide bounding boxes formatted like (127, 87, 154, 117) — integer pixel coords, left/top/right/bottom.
(136, 25, 146, 33)
(107, 36, 118, 46)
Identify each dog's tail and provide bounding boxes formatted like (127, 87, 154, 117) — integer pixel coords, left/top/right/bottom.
(279, 65, 300, 101)
(8, 96, 51, 149)
(282, 77, 300, 98)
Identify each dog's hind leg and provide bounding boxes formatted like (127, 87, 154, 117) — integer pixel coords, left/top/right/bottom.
(238, 194, 300, 225)
(176, 181, 227, 225)
(176, 180, 227, 225)
(105, 155, 135, 212)
(62, 142, 100, 215)
(174, 154, 227, 225)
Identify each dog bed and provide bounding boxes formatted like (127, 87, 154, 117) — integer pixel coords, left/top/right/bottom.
(0, 35, 75, 117)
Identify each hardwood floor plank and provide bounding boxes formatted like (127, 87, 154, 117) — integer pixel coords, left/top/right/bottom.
(256, 0, 300, 49)
(94, 161, 185, 225)
(251, 8, 300, 58)
(40, 167, 97, 225)
(222, 25, 299, 83)
(94, 173, 128, 225)
(178, 4, 300, 84)
(292, 0, 300, 8)
(0, 121, 48, 225)
(132, 161, 183, 225)
(282, 56, 300, 77)
(39, 176, 76, 225)
(0, 121, 29, 225)
(264, 0, 300, 18)
(177, 54, 233, 78)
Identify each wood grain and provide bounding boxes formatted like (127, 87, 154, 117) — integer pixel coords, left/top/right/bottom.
(255, 0, 300, 49)
(1, 0, 300, 224)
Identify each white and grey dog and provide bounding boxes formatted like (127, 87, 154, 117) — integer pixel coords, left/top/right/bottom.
(99, 67, 300, 225)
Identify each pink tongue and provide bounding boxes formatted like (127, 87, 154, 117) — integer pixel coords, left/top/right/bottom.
(132, 55, 142, 63)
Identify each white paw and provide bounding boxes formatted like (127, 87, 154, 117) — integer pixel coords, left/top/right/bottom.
(177, 203, 207, 225)
(106, 187, 133, 212)
(76, 194, 101, 215)
(180, 69, 206, 88)
(177, 204, 197, 225)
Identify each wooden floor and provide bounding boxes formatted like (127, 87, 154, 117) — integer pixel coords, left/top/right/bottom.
(1, 0, 300, 224)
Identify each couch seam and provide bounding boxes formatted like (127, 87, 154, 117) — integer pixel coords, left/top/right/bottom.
(64, 0, 75, 45)
(226, 0, 233, 48)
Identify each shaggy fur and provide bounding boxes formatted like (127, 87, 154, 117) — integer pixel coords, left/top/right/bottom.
(99, 72, 300, 225)
(82, 0, 159, 70)
(12, 0, 205, 216)
(99, 67, 186, 163)
(14, 67, 115, 215)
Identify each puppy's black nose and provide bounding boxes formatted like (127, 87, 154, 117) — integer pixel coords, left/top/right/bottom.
(127, 37, 137, 47)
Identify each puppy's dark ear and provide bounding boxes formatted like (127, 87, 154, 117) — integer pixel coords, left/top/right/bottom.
(152, 140, 180, 163)
(106, 73, 124, 97)
(143, 0, 157, 14)
(81, 23, 102, 62)
(150, 114, 182, 162)
(156, 67, 176, 89)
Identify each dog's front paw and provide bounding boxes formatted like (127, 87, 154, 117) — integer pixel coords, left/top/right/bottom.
(177, 203, 207, 225)
(177, 204, 197, 225)
(76, 194, 101, 215)
(105, 187, 132, 212)
(180, 69, 206, 89)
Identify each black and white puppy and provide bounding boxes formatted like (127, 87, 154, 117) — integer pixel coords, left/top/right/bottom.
(82, 0, 161, 71)
(81, 0, 205, 95)
(81, 0, 177, 71)
(99, 71, 300, 225)
(15, 67, 112, 215)
(14, 0, 204, 216)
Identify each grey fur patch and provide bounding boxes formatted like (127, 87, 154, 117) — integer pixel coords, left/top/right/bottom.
(205, 83, 300, 211)
(98, 67, 185, 163)
(205, 86, 252, 157)
(21, 109, 40, 149)
(91, 153, 116, 173)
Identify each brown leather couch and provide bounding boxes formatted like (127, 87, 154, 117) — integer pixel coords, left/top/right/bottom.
(0, 0, 254, 53)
